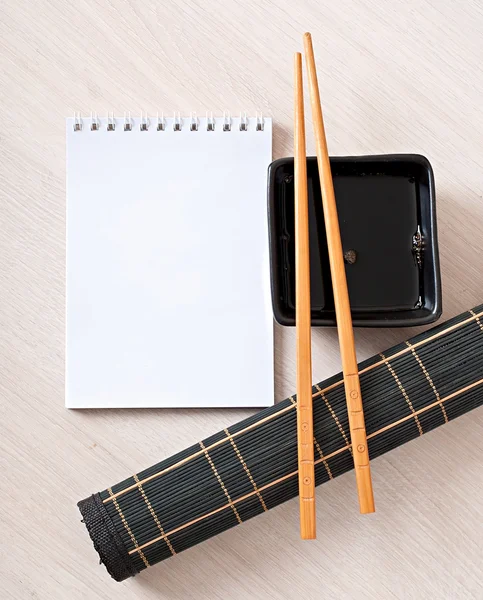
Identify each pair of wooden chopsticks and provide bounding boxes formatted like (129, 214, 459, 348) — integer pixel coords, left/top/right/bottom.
(295, 33, 375, 540)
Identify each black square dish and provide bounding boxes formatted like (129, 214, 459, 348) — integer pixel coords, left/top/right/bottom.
(268, 154, 441, 327)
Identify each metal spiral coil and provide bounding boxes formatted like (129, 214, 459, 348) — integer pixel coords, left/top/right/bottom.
(72, 112, 266, 132)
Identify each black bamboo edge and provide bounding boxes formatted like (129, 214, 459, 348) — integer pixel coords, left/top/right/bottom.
(78, 493, 140, 582)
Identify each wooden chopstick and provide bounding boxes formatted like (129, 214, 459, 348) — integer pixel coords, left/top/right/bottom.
(294, 51, 316, 539)
(303, 32, 375, 514)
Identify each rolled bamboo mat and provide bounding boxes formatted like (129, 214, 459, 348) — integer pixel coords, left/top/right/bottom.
(78, 303, 483, 581)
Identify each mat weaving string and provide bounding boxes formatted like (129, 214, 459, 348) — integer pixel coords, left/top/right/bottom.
(78, 304, 483, 581)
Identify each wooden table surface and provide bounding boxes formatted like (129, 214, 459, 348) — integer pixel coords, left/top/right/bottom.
(1, 1, 483, 598)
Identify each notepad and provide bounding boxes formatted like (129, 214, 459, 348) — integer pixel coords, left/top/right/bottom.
(66, 114, 273, 408)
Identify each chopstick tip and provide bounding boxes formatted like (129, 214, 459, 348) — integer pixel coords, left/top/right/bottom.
(303, 32, 313, 53)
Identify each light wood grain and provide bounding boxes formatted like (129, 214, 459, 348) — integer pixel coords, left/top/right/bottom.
(294, 51, 316, 539)
(1, 0, 483, 598)
(304, 32, 375, 515)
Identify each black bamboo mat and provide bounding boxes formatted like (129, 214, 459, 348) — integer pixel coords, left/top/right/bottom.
(79, 304, 483, 581)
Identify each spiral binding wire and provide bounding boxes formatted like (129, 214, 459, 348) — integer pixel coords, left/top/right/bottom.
(107, 112, 115, 131)
(190, 112, 199, 131)
(173, 112, 182, 131)
(206, 112, 215, 131)
(140, 112, 149, 131)
(90, 112, 99, 131)
(223, 111, 231, 132)
(73, 112, 266, 132)
(73, 112, 82, 131)
(240, 112, 248, 131)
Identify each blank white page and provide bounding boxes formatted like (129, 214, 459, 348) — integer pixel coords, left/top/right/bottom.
(66, 116, 273, 408)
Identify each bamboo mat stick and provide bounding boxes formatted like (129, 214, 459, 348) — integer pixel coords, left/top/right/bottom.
(294, 51, 316, 539)
(303, 32, 375, 514)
